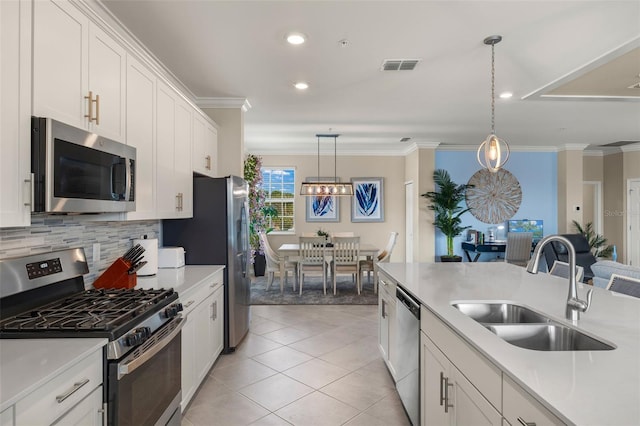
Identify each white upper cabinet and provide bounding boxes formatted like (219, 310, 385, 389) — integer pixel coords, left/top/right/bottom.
(87, 23, 126, 141)
(156, 80, 193, 219)
(125, 54, 156, 220)
(33, 0, 125, 142)
(193, 113, 218, 177)
(0, 0, 32, 228)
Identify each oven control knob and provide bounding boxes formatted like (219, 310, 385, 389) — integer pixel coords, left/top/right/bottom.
(163, 303, 183, 319)
(125, 327, 151, 347)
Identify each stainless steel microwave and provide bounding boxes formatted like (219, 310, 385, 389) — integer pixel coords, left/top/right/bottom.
(31, 117, 136, 213)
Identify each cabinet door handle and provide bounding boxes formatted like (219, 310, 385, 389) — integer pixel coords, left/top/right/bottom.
(24, 175, 33, 209)
(205, 155, 211, 170)
(212, 300, 217, 321)
(94, 94, 100, 125)
(444, 376, 453, 413)
(85, 91, 94, 123)
(56, 378, 90, 403)
(517, 417, 536, 426)
(439, 372, 445, 406)
(381, 300, 386, 319)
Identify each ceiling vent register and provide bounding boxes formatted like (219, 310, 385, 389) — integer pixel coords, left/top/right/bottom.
(381, 59, 420, 71)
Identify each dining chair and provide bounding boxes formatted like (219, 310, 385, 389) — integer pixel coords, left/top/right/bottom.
(330, 231, 355, 238)
(259, 232, 297, 293)
(606, 274, 640, 298)
(298, 236, 327, 295)
(504, 232, 533, 267)
(329, 236, 361, 295)
(360, 231, 398, 293)
(549, 260, 584, 282)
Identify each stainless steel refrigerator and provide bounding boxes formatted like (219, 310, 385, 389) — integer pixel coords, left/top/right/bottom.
(162, 175, 251, 352)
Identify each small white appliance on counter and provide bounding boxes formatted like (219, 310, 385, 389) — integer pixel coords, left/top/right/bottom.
(133, 236, 158, 276)
(158, 247, 185, 268)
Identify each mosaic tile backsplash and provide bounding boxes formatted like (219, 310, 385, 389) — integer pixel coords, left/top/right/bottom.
(0, 216, 160, 286)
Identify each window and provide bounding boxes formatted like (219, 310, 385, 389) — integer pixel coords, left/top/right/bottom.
(260, 167, 295, 232)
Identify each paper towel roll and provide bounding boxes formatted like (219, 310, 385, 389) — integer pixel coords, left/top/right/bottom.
(133, 237, 158, 276)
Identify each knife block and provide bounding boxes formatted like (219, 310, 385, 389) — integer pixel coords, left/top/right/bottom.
(93, 257, 137, 289)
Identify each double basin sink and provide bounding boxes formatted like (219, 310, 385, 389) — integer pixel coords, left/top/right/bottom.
(452, 302, 615, 351)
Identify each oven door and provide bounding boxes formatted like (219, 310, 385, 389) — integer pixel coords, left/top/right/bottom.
(108, 316, 183, 426)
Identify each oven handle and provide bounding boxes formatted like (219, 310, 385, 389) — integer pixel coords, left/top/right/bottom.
(117, 316, 183, 380)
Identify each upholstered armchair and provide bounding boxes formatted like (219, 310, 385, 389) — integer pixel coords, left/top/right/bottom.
(542, 234, 596, 283)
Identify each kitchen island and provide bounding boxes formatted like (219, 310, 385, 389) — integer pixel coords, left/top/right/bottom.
(378, 262, 640, 425)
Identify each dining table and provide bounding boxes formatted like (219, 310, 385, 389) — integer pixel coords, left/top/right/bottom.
(276, 243, 379, 290)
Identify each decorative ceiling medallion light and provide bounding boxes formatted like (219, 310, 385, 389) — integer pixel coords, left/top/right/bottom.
(300, 134, 354, 196)
(477, 35, 510, 173)
(294, 82, 309, 90)
(286, 33, 306, 45)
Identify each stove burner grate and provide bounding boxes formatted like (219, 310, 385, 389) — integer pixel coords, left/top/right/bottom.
(0, 288, 174, 332)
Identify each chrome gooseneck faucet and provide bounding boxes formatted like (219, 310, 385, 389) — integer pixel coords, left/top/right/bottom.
(526, 235, 593, 321)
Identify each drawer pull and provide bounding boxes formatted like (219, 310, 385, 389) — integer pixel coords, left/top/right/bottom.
(517, 417, 536, 426)
(183, 300, 195, 308)
(56, 378, 90, 403)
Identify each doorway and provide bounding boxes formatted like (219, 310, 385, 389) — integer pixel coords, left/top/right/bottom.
(405, 181, 414, 263)
(627, 179, 640, 266)
(582, 181, 603, 234)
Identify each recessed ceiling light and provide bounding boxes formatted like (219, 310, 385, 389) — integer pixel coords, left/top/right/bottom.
(286, 33, 306, 45)
(500, 92, 513, 99)
(294, 82, 309, 90)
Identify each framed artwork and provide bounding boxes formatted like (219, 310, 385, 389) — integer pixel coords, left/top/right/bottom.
(351, 177, 384, 222)
(305, 177, 340, 222)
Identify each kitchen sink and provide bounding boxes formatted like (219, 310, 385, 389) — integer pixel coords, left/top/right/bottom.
(452, 301, 615, 351)
(452, 302, 552, 324)
(486, 324, 615, 351)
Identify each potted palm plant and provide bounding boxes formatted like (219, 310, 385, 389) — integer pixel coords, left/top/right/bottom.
(572, 220, 613, 258)
(422, 169, 474, 262)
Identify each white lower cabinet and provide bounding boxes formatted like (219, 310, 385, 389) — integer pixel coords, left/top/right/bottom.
(54, 386, 103, 426)
(14, 348, 103, 425)
(419, 306, 567, 426)
(503, 376, 564, 426)
(180, 270, 224, 410)
(378, 272, 397, 379)
(421, 332, 501, 426)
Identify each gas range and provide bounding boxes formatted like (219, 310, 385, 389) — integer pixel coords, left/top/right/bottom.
(0, 248, 184, 425)
(0, 249, 181, 359)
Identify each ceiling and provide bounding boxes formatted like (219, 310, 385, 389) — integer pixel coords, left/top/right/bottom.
(100, 0, 640, 155)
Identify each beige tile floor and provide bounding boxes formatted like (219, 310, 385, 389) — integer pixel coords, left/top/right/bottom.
(181, 305, 411, 426)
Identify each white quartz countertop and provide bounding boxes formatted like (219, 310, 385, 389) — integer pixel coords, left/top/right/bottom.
(136, 265, 224, 294)
(378, 262, 640, 426)
(0, 338, 107, 411)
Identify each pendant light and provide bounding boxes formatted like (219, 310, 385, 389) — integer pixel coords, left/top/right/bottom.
(477, 35, 510, 173)
(300, 134, 354, 196)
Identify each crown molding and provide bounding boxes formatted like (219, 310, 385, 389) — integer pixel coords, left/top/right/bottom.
(437, 144, 559, 152)
(196, 97, 252, 111)
(621, 143, 640, 153)
(557, 143, 589, 152)
(248, 146, 410, 157)
(583, 150, 604, 157)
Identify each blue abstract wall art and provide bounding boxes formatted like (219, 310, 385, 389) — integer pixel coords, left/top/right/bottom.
(351, 177, 384, 222)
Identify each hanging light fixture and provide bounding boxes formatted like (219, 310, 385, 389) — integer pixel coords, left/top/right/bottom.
(477, 35, 510, 173)
(300, 134, 354, 196)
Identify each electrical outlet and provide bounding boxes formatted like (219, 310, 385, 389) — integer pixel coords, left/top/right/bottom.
(93, 243, 100, 265)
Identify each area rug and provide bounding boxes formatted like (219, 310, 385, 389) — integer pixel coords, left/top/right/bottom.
(250, 275, 378, 305)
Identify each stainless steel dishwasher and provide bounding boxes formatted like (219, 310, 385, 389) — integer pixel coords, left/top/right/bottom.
(396, 286, 420, 426)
